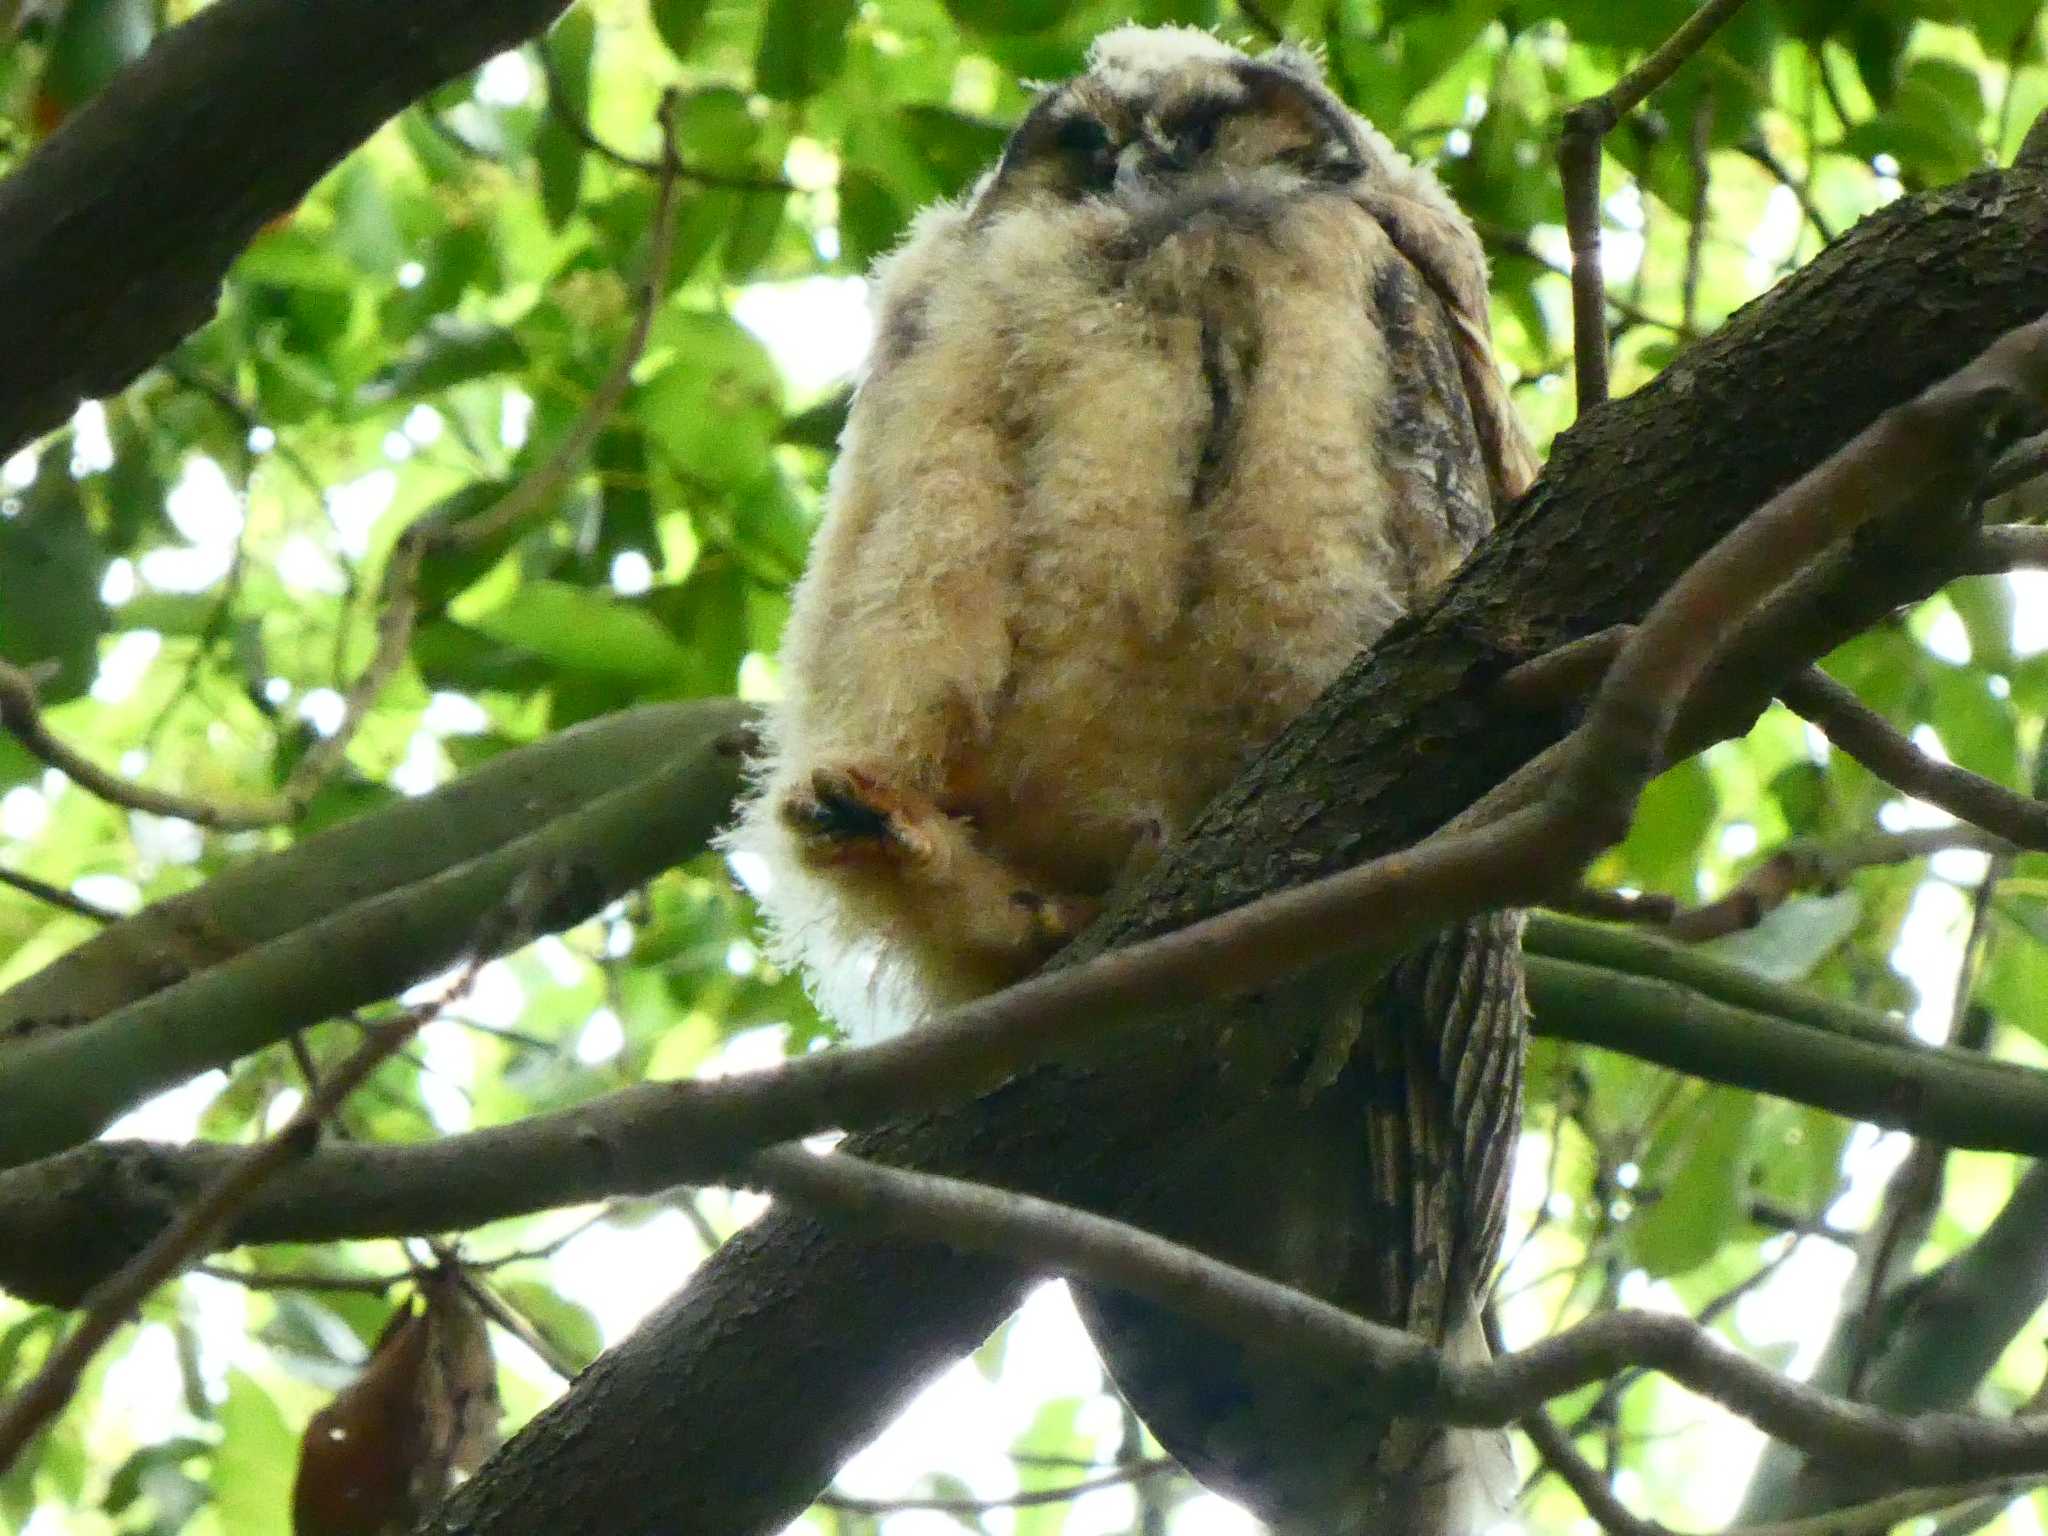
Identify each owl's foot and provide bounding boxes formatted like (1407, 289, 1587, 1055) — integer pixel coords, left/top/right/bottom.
(780, 765, 1097, 975)
(781, 766, 939, 869)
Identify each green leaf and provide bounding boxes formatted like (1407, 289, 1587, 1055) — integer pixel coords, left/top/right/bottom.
(536, 115, 587, 230)
(39, 0, 152, 116)
(1614, 757, 1716, 893)
(537, 8, 596, 228)
(1701, 891, 1862, 983)
(645, 559, 749, 696)
(410, 619, 557, 694)
(359, 317, 527, 405)
(0, 452, 110, 705)
(896, 105, 1010, 196)
(1981, 912, 2048, 1049)
(835, 167, 910, 269)
(650, 0, 710, 61)
(1629, 1087, 1757, 1277)
(755, 0, 857, 101)
(1845, 9, 1912, 107)
(1955, 0, 2041, 49)
(211, 1372, 293, 1536)
(721, 189, 790, 280)
(638, 309, 784, 487)
(1925, 666, 2019, 787)
(1767, 760, 1830, 837)
(671, 85, 761, 175)
(467, 580, 692, 677)
(1839, 58, 1988, 184)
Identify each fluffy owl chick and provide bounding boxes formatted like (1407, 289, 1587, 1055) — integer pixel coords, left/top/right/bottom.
(727, 25, 1535, 1536)
(728, 24, 1533, 1033)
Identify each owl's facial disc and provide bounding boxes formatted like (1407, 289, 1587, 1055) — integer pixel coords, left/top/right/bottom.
(976, 49, 1367, 221)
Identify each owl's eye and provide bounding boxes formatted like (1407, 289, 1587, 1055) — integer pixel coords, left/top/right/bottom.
(1055, 115, 1111, 156)
(1052, 115, 1117, 190)
(1161, 102, 1226, 161)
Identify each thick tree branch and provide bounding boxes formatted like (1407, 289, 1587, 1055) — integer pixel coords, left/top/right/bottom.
(0, 0, 578, 456)
(0, 701, 724, 1039)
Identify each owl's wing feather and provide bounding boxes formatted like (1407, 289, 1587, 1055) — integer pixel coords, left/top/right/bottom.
(1356, 188, 1541, 506)
(1075, 920, 1526, 1536)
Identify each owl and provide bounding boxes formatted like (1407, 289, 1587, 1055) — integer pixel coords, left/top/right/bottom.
(726, 24, 1535, 1536)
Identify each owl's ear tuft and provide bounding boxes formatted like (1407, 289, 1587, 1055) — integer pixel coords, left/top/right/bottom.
(1258, 41, 1326, 83)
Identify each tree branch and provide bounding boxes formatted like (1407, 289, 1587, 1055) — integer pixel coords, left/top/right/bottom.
(0, 659, 290, 829)
(1779, 669, 2048, 848)
(10, 926, 2047, 1308)
(0, 0, 577, 457)
(0, 700, 749, 1167)
(0, 984, 462, 1470)
(732, 1146, 2048, 1489)
(1558, 0, 1755, 407)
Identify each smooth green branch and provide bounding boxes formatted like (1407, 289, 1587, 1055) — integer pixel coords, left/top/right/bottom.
(0, 701, 725, 1037)
(0, 700, 750, 1170)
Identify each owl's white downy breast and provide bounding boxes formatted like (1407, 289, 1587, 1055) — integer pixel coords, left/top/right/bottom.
(723, 25, 1517, 1035)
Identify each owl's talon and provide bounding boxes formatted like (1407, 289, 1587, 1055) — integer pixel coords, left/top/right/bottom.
(782, 768, 936, 869)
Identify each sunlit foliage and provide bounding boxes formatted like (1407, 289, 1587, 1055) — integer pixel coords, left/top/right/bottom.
(1, 1, 2046, 1532)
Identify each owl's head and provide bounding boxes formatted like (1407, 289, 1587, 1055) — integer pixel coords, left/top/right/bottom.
(972, 25, 1444, 221)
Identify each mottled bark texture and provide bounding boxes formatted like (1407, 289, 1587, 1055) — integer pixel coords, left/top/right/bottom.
(429, 167, 2048, 1536)
(0, 0, 575, 458)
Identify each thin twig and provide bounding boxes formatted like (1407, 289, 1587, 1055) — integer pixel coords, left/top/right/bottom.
(1985, 429, 2048, 498)
(196, 1261, 407, 1294)
(282, 92, 689, 809)
(1779, 669, 2048, 850)
(1682, 96, 1715, 335)
(1522, 1404, 2033, 1536)
(0, 866, 118, 923)
(1739, 138, 1837, 245)
(740, 1145, 2048, 1485)
(1481, 230, 1686, 336)
(1966, 523, 2048, 571)
(1554, 886, 1679, 925)
(0, 970, 474, 1472)
(535, 39, 793, 191)
(0, 660, 291, 829)
(457, 1268, 587, 1381)
(816, 1460, 1177, 1514)
(1558, 0, 1756, 408)
(1659, 825, 2016, 943)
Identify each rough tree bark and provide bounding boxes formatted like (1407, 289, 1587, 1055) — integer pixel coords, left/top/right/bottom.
(428, 167, 2048, 1535)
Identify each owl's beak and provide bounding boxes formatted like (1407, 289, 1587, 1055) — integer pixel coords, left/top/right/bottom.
(1115, 128, 1184, 192)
